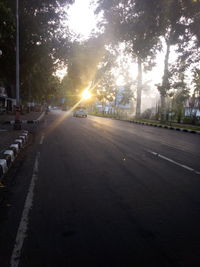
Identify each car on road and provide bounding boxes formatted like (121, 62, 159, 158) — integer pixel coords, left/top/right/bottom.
(73, 109, 87, 118)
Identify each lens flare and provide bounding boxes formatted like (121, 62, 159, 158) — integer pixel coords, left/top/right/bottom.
(82, 90, 92, 100)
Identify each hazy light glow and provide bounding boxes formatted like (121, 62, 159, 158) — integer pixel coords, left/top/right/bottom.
(82, 89, 92, 100)
(67, 0, 98, 38)
(60, 1, 190, 113)
(55, 67, 67, 80)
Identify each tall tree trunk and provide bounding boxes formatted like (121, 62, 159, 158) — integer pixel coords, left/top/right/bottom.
(136, 56, 142, 118)
(160, 94, 166, 121)
(114, 92, 117, 113)
(160, 38, 170, 122)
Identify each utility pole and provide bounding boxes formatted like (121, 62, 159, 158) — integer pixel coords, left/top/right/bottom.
(14, 0, 21, 130)
(28, 73, 32, 112)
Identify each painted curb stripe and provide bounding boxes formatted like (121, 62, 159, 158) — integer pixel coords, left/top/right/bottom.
(0, 131, 29, 181)
(15, 139, 23, 148)
(0, 159, 8, 173)
(19, 136, 26, 143)
(4, 150, 15, 162)
(10, 144, 19, 153)
(131, 121, 200, 134)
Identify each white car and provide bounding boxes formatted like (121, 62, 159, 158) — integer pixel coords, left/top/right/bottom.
(73, 109, 87, 118)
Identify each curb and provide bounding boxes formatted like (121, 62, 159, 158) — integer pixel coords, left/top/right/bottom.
(130, 120, 200, 135)
(89, 115, 200, 135)
(0, 131, 29, 182)
(2, 111, 46, 125)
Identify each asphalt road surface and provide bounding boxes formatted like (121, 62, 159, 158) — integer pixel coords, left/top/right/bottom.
(0, 110, 200, 267)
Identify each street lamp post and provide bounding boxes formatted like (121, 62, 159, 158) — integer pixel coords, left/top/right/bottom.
(13, 0, 21, 130)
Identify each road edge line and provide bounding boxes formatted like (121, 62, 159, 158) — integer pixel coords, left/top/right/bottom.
(10, 152, 40, 267)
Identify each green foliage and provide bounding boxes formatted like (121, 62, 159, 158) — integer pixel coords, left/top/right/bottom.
(19, 0, 74, 101)
(95, 0, 166, 116)
(96, 0, 161, 58)
(61, 36, 115, 105)
(61, 74, 79, 106)
(141, 108, 154, 119)
(67, 36, 106, 91)
(193, 68, 200, 98)
(171, 88, 190, 122)
(119, 86, 133, 105)
(0, 0, 15, 86)
(96, 0, 200, 118)
(0, 0, 74, 102)
(95, 70, 116, 103)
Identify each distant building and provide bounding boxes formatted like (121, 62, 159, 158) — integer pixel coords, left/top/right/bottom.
(94, 87, 133, 114)
(0, 87, 16, 112)
(184, 97, 200, 117)
(115, 87, 132, 110)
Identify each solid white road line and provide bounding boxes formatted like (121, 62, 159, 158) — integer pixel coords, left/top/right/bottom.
(149, 151, 200, 175)
(10, 152, 40, 267)
(37, 111, 45, 121)
(39, 135, 45, 145)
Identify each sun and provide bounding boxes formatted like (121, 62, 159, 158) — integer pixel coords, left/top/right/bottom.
(82, 89, 92, 100)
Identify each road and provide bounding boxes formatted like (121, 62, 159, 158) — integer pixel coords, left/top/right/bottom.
(0, 110, 200, 267)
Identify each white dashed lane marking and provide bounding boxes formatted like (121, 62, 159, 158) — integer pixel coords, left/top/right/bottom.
(39, 135, 45, 145)
(149, 150, 200, 175)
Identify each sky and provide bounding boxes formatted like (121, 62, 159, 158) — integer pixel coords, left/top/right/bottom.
(56, 0, 99, 80)
(67, 0, 98, 39)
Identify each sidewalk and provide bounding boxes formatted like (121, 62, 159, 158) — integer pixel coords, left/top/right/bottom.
(0, 111, 44, 155)
(0, 111, 43, 124)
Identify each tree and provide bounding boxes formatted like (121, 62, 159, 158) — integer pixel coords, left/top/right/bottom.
(170, 87, 190, 123)
(193, 68, 200, 97)
(61, 35, 114, 106)
(61, 74, 79, 106)
(187, 68, 200, 123)
(96, 0, 200, 120)
(19, 0, 74, 101)
(119, 86, 133, 106)
(24, 56, 62, 103)
(0, 0, 15, 90)
(95, 70, 116, 104)
(0, 0, 74, 102)
(138, 0, 200, 121)
(96, 0, 162, 117)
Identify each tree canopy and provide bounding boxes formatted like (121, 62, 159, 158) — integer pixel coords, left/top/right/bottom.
(95, 0, 200, 118)
(0, 0, 74, 102)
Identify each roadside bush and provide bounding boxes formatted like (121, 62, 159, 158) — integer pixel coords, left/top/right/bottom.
(182, 116, 200, 125)
(182, 117, 193, 124)
(141, 108, 153, 119)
